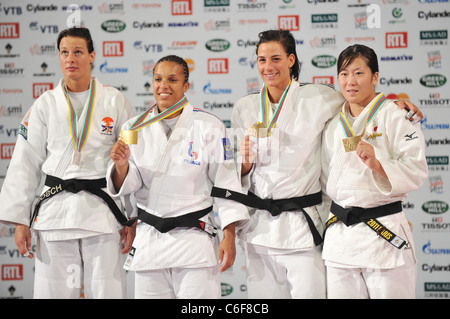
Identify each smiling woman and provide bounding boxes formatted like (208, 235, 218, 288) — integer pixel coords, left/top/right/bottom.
(321, 44, 428, 299)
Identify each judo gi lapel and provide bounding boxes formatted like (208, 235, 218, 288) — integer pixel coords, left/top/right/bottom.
(268, 79, 296, 138)
(52, 77, 102, 175)
(154, 101, 194, 173)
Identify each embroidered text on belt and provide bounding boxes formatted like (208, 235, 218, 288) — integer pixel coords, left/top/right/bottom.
(131, 206, 217, 236)
(30, 175, 129, 227)
(211, 187, 323, 245)
(324, 201, 408, 249)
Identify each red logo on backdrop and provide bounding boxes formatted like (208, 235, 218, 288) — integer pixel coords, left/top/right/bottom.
(172, 0, 192, 15)
(0, 23, 19, 39)
(103, 41, 124, 57)
(2, 264, 23, 280)
(208, 58, 228, 74)
(278, 15, 300, 31)
(386, 32, 408, 49)
(1, 143, 15, 159)
(313, 76, 334, 86)
(33, 83, 53, 99)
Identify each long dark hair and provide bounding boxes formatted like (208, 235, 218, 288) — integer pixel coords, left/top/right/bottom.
(337, 44, 379, 75)
(256, 29, 301, 80)
(57, 27, 95, 53)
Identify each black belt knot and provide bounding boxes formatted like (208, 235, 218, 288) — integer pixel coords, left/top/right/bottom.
(30, 175, 128, 228)
(211, 186, 324, 246)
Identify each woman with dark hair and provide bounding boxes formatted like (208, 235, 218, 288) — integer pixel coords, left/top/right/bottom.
(0, 27, 135, 298)
(227, 29, 424, 299)
(228, 29, 345, 299)
(107, 55, 248, 298)
(321, 44, 428, 298)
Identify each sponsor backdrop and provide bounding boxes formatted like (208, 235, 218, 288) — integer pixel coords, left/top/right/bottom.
(0, 0, 449, 299)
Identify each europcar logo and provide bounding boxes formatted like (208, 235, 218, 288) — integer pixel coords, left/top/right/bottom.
(101, 20, 126, 33)
(420, 74, 447, 88)
(422, 201, 449, 214)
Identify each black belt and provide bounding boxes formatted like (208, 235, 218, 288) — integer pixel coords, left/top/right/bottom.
(211, 187, 323, 246)
(324, 201, 408, 249)
(132, 206, 217, 236)
(30, 175, 128, 227)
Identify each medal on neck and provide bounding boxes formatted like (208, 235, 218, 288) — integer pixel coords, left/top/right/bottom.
(247, 80, 291, 138)
(121, 96, 188, 144)
(340, 93, 386, 152)
(65, 79, 96, 166)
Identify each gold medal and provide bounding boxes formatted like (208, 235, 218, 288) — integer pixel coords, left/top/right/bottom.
(120, 129, 138, 144)
(246, 122, 267, 138)
(342, 136, 361, 152)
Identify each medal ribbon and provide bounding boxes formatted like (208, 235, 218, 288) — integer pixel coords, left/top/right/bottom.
(260, 80, 291, 136)
(339, 93, 386, 138)
(65, 79, 96, 152)
(130, 96, 188, 131)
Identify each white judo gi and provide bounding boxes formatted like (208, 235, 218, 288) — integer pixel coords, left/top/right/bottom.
(0, 77, 134, 298)
(231, 80, 344, 298)
(106, 100, 249, 298)
(321, 93, 428, 298)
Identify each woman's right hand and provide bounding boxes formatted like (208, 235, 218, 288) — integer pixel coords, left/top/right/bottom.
(240, 135, 256, 176)
(111, 140, 130, 168)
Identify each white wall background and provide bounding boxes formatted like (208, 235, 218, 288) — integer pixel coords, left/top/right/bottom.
(0, 0, 449, 299)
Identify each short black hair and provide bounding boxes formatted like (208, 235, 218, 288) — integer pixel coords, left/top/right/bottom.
(337, 44, 379, 75)
(57, 27, 94, 53)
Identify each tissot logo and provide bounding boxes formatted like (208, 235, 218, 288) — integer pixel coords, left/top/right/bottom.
(0, 23, 19, 39)
(386, 32, 408, 48)
(172, 0, 192, 15)
(103, 41, 124, 57)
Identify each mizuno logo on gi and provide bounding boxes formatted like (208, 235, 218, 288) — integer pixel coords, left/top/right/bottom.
(100, 117, 114, 135)
(405, 131, 418, 141)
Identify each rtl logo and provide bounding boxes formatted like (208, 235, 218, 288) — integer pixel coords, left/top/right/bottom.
(1, 143, 15, 159)
(33, 83, 53, 99)
(1, 264, 23, 280)
(208, 58, 228, 74)
(386, 32, 408, 49)
(0, 23, 19, 39)
(313, 76, 334, 86)
(172, 0, 192, 15)
(103, 41, 124, 57)
(278, 15, 299, 31)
